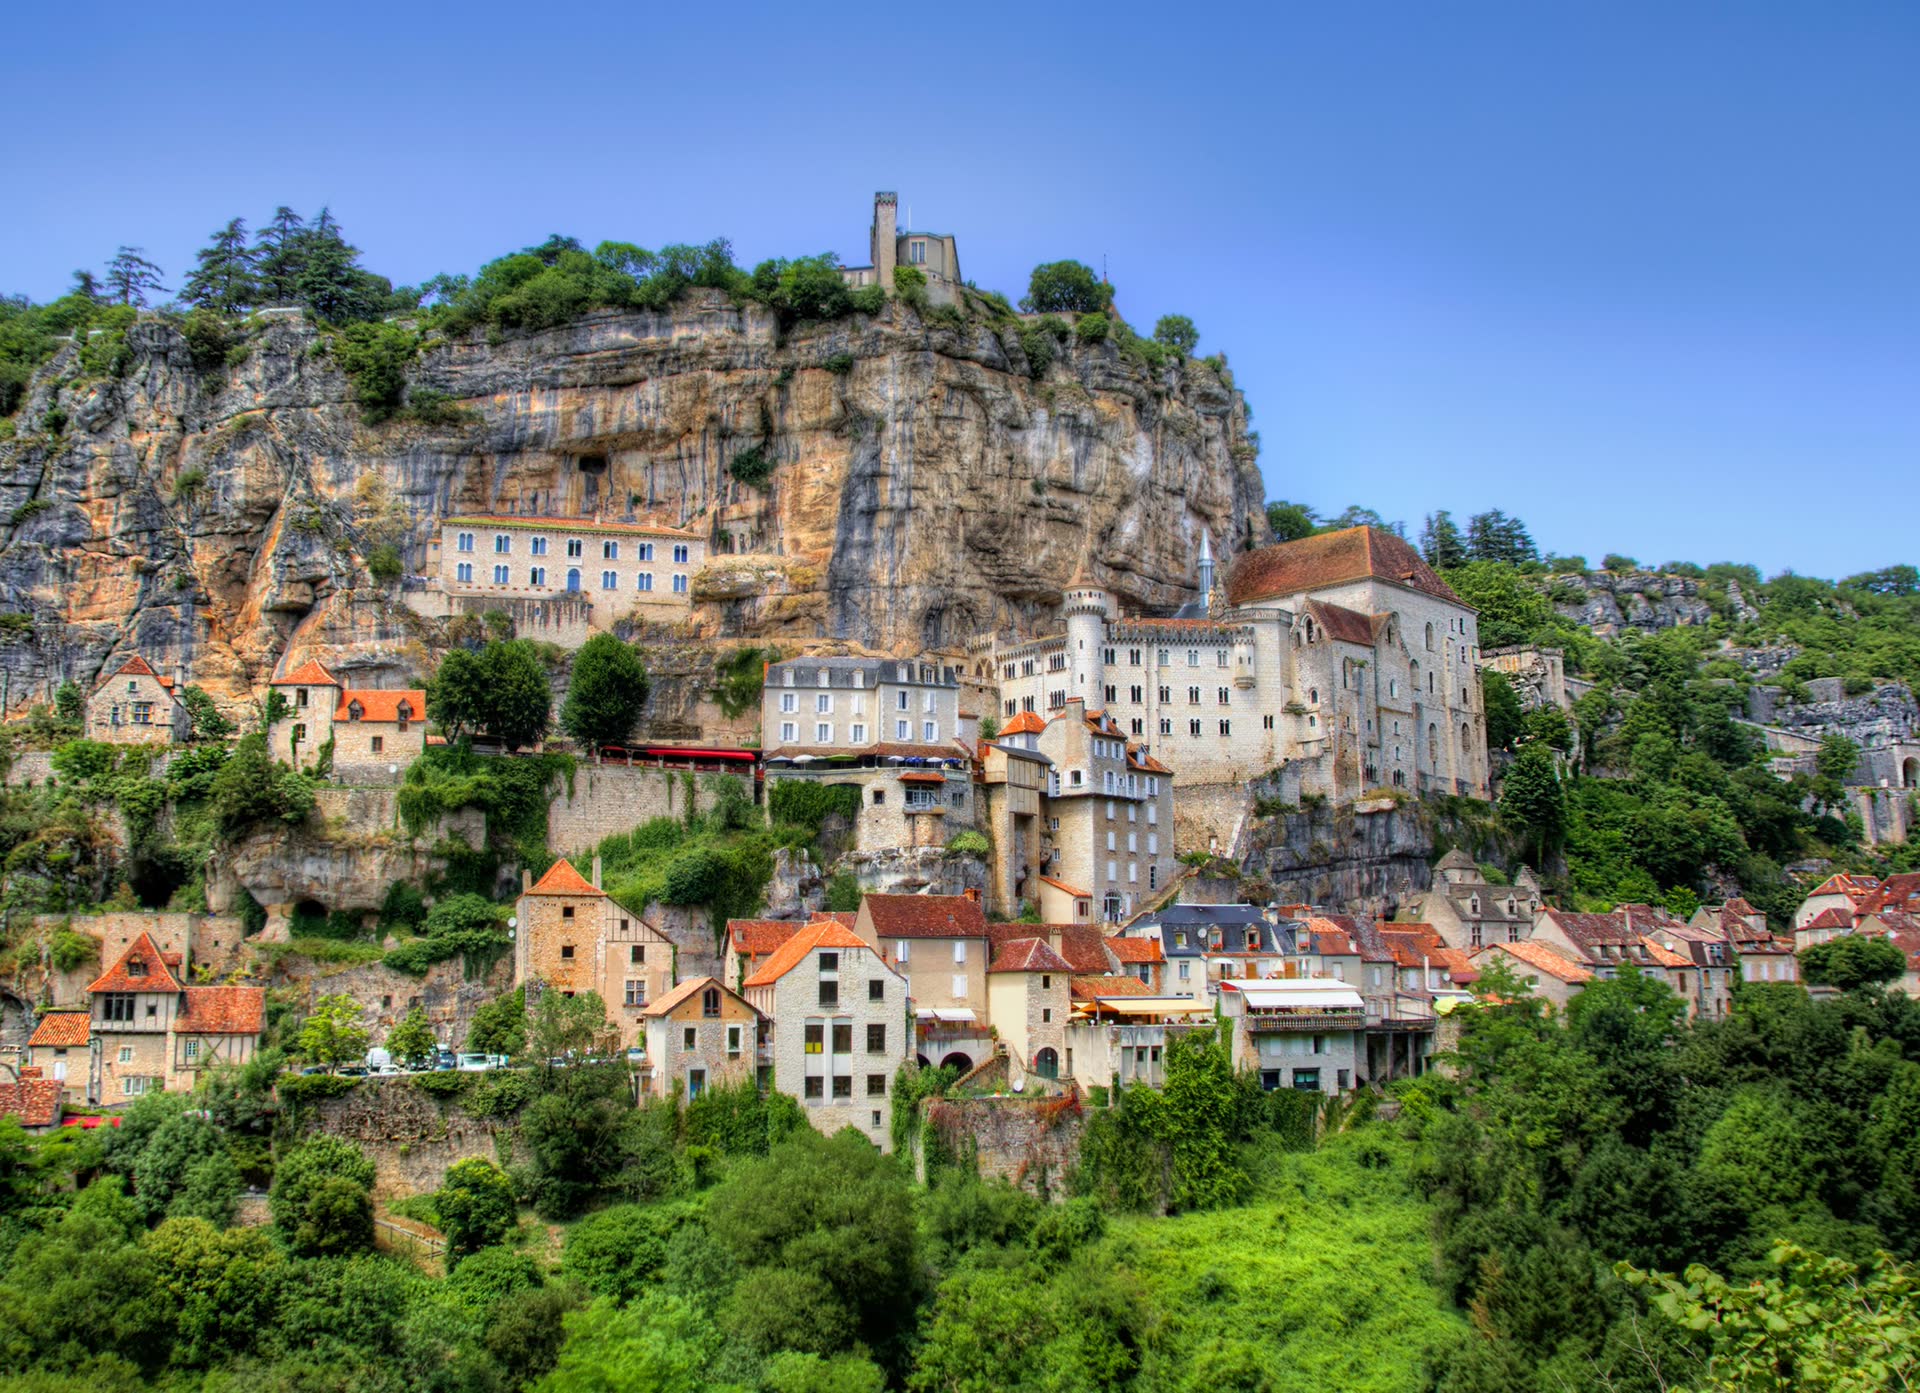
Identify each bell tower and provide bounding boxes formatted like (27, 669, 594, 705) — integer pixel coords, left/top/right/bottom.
(872, 192, 898, 290)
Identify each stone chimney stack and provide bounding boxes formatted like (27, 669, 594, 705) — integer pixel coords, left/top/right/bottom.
(521, 869, 532, 893)
(591, 856, 603, 889)
(963, 887, 981, 904)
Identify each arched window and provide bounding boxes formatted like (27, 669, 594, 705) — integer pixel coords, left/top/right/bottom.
(1461, 722, 1473, 751)
(1424, 622, 1435, 651)
(1428, 723, 1439, 763)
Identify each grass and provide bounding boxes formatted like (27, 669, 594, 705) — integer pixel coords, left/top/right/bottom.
(255, 937, 388, 969)
(1111, 1130, 1465, 1392)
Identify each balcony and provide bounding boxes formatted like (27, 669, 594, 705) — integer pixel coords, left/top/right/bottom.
(1238, 1010, 1366, 1033)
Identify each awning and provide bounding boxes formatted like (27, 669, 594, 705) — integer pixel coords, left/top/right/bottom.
(1077, 998, 1215, 1017)
(898, 771, 946, 783)
(916, 1008, 978, 1024)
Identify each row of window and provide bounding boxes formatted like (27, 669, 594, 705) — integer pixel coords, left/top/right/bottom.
(778, 691, 938, 714)
(803, 1074, 889, 1099)
(457, 532, 690, 564)
(453, 563, 688, 593)
(802, 1021, 890, 1052)
(777, 720, 940, 744)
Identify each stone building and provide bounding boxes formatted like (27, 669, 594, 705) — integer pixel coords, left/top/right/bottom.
(512, 858, 676, 1050)
(970, 525, 1489, 811)
(1468, 939, 1592, 1009)
(267, 659, 427, 782)
(413, 514, 706, 646)
(853, 893, 992, 1072)
(975, 713, 1053, 914)
(25, 1011, 90, 1104)
(743, 920, 909, 1151)
(639, 976, 764, 1102)
(1404, 851, 1544, 950)
(761, 656, 974, 851)
(84, 656, 187, 745)
(838, 191, 963, 305)
(984, 936, 1074, 1083)
(1217, 977, 1367, 1094)
(83, 933, 264, 1103)
(1031, 700, 1177, 925)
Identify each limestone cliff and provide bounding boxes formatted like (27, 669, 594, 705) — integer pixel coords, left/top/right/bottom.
(0, 293, 1266, 714)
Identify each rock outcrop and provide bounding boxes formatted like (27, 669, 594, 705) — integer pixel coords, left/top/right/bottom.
(1549, 570, 1713, 637)
(0, 295, 1266, 717)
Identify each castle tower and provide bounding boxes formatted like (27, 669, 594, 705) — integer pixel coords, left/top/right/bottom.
(871, 192, 898, 290)
(1062, 562, 1115, 702)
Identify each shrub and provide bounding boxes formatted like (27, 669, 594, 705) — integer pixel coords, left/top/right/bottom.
(946, 829, 990, 857)
(331, 322, 418, 423)
(269, 1134, 375, 1256)
(728, 443, 775, 487)
(849, 285, 886, 314)
(48, 929, 97, 972)
(365, 543, 403, 582)
(436, 1157, 518, 1261)
(1074, 313, 1110, 345)
(10, 497, 51, 526)
(182, 310, 231, 374)
(1021, 261, 1111, 315)
(823, 352, 854, 376)
(892, 265, 929, 309)
(767, 781, 862, 837)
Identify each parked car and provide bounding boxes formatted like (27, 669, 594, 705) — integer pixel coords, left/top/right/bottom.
(456, 1053, 509, 1072)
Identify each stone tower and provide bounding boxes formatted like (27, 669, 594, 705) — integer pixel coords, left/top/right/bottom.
(871, 192, 898, 290)
(1063, 564, 1115, 701)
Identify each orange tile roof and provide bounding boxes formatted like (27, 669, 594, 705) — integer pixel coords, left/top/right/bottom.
(1805, 873, 1881, 903)
(744, 921, 869, 989)
(809, 911, 858, 928)
(177, 986, 265, 1035)
(0, 1079, 63, 1128)
(87, 932, 182, 995)
(1802, 907, 1855, 931)
(447, 514, 699, 539)
(1377, 924, 1449, 968)
(1639, 941, 1691, 969)
(1070, 974, 1151, 1001)
(1227, 525, 1466, 609)
(1303, 919, 1360, 956)
(29, 1012, 89, 1048)
(334, 689, 425, 723)
(1037, 876, 1091, 899)
(989, 937, 1075, 974)
(729, 919, 803, 957)
(642, 976, 759, 1019)
(999, 711, 1047, 736)
(1107, 935, 1164, 964)
(863, 893, 988, 940)
(526, 859, 604, 897)
(1484, 939, 1592, 985)
(102, 655, 176, 690)
(272, 659, 338, 687)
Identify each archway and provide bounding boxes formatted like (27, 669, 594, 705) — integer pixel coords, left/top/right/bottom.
(1033, 1047, 1059, 1080)
(1905, 757, 1919, 790)
(938, 1051, 974, 1074)
(915, 1054, 931, 1069)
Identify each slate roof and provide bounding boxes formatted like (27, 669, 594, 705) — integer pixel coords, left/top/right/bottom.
(335, 689, 426, 723)
(29, 1012, 89, 1047)
(1225, 525, 1467, 609)
(87, 932, 183, 994)
(988, 938, 1075, 974)
(863, 893, 988, 940)
(0, 1079, 63, 1129)
(743, 922, 869, 989)
(177, 986, 266, 1035)
(272, 659, 339, 687)
(525, 859, 604, 897)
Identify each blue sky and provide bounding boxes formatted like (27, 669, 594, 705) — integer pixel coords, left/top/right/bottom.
(6, 1, 1915, 579)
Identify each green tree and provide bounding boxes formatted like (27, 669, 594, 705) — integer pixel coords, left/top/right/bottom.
(1465, 509, 1538, 564)
(253, 207, 308, 305)
(297, 993, 370, 1070)
(535, 1291, 722, 1393)
(268, 1134, 375, 1256)
(427, 647, 487, 740)
(1151, 314, 1198, 355)
(1020, 261, 1110, 315)
(208, 733, 315, 837)
(179, 685, 234, 741)
(180, 218, 259, 314)
(53, 679, 83, 723)
(483, 640, 553, 750)
(104, 247, 167, 307)
(437, 1156, 518, 1261)
(1420, 510, 1469, 569)
(1812, 733, 1861, 811)
(561, 634, 650, 752)
(1265, 502, 1320, 542)
(468, 986, 528, 1055)
(1482, 669, 1525, 751)
(385, 1006, 437, 1068)
(1500, 743, 1565, 864)
(1801, 935, 1907, 991)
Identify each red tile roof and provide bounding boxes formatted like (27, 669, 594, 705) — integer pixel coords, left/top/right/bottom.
(1070, 974, 1151, 1001)
(809, 911, 858, 928)
(29, 1012, 89, 1048)
(989, 938, 1075, 974)
(1805, 873, 1881, 903)
(1107, 935, 1164, 964)
(999, 711, 1047, 736)
(1037, 876, 1091, 899)
(1482, 940, 1593, 985)
(0, 1079, 63, 1128)
(1377, 924, 1448, 968)
(177, 986, 265, 1035)
(87, 932, 182, 995)
(744, 921, 870, 988)
(526, 859, 604, 898)
(1639, 940, 1691, 969)
(897, 770, 946, 784)
(1862, 874, 1920, 914)
(989, 923, 1111, 974)
(447, 514, 698, 539)
(273, 659, 339, 688)
(730, 919, 804, 957)
(1303, 920, 1360, 956)
(1226, 525, 1466, 609)
(1306, 599, 1377, 647)
(642, 976, 759, 1019)
(1803, 907, 1856, 931)
(1539, 908, 1640, 951)
(862, 893, 988, 940)
(334, 689, 425, 723)
(103, 655, 176, 689)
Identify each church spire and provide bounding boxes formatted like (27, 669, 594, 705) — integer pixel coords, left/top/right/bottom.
(1197, 529, 1216, 601)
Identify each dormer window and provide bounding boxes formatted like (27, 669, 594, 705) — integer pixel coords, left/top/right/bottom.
(347, 700, 364, 721)
(128, 958, 147, 978)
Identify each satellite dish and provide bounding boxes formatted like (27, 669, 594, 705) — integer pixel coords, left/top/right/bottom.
(1011, 1076, 1025, 1093)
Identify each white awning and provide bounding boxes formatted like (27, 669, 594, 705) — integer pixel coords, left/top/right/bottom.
(1225, 978, 1366, 1010)
(917, 1008, 978, 1024)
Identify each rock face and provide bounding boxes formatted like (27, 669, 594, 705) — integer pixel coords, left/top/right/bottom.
(0, 295, 1265, 715)
(1550, 571, 1713, 637)
(1238, 803, 1436, 919)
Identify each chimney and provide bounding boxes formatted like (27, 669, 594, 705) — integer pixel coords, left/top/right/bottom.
(521, 869, 532, 894)
(17, 1066, 41, 1079)
(591, 856, 603, 889)
(963, 887, 981, 904)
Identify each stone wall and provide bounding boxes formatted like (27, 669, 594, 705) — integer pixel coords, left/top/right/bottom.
(295, 1076, 516, 1199)
(836, 845, 988, 899)
(547, 762, 707, 856)
(269, 949, 514, 1051)
(1172, 779, 1251, 858)
(918, 1092, 1088, 1199)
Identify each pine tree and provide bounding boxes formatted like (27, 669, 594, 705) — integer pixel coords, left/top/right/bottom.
(1499, 744, 1565, 864)
(1466, 510, 1539, 565)
(293, 208, 386, 323)
(180, 218, 259, 314)
(68, 269, 102, 302)
(1420, 511, 1468, 568)
(254, 207, 308, 305)
(103, 247, 167, 307)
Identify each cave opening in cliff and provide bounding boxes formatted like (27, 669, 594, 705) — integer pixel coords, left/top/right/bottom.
(126, 849, 197, 911)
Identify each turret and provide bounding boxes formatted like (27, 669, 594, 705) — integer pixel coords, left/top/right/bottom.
(872, 192, 898, 290)
(1062, 562, 1115, 701)
(1197, 530, 1216, 604)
